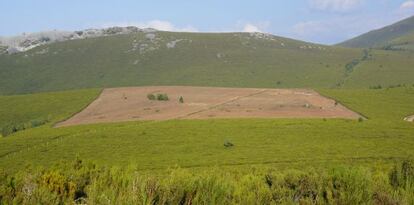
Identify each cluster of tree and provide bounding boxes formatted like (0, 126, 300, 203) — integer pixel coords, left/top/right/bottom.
(147, 93, 169, 101)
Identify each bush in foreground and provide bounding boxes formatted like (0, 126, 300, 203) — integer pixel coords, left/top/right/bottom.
(0, 159, 413, 204)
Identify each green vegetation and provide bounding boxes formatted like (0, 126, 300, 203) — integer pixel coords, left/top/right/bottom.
(382, 31, 414, 51)
(147, 93, 169, 101)
(0, 87, 413, 174)
(179, 96, 184, 103)
(156, 93, 169, 101)
(0, 159, 413, 204)
(1, 118, 50, 137)
(147, 93, 156, 100)
(1, 31, 414, 95)
(0, 82, 412, 203)
(340, 50, 414, 88)
(338, 16, 414, 49)
(0, 89, 100, 130)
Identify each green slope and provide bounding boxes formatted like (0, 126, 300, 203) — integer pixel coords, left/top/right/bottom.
(383, 31, 414, 51)
(1, 31, 413, 95)
(0, 32, 354, 94)
(338, 16, 414, 49)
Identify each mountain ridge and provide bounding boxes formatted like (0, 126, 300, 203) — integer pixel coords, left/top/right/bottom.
(338, 15, 414, 49)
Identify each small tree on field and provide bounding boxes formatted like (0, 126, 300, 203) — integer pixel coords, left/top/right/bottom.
(156, 94, 169, 101)
(179, 96, 184, 103)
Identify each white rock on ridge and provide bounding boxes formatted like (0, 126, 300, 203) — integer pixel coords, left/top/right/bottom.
(145, 33, 156, 41)
(166, 39, 185, 48)
(0, 26, 149, 54)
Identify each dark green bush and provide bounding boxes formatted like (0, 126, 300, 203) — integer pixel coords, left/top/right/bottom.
(147, 93, 169, 101)
(147, 94, 156, 100)
(156, 94, 169, 101)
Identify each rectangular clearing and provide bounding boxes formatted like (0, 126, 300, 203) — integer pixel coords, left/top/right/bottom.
(56, 86, 361, 127)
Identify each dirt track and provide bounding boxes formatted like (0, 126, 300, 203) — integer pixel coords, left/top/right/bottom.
(56, 86, 361, 127)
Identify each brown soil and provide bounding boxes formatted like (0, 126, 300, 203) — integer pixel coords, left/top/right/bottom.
(56, 86, 361, 127)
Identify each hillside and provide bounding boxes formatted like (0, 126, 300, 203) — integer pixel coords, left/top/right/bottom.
(0, 30, 414, 95)
(383, 31, 414, 51)
(338, 15, 414, 49)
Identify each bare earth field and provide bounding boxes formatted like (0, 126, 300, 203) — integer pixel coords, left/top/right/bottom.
(56, 86, 361, 127)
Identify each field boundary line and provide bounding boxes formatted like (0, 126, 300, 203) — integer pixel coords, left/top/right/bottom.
(54, 89, 104, 128)
(316, 90, 369, 120)
(175, 89, 269, 119)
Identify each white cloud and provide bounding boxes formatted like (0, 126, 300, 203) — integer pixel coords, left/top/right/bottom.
(242, 24, 262, 32)
(308, 0, 363, 12)
(101, 20, 198, 32)
(239, 22, 270, 33)
(400, 1, 414, 9)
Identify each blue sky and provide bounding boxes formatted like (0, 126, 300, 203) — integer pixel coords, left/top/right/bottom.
(1, 0, 413, 44)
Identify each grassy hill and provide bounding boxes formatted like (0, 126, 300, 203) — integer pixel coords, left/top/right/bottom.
(1, 31, 414, 95)
(338, 16, 414, 50)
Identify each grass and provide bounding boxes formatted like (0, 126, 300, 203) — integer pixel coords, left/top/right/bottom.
(0, 86, 413, 203)
(0, 87, 413, 173)
(1, 31, 414, 95)
(0, 89, 101, 129)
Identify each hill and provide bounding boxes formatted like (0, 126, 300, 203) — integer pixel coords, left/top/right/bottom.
(1, 30, 413, 95)
(338, 15, 414, 49)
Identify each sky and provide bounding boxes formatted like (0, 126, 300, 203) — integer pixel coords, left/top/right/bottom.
(0, 0, 413, 44)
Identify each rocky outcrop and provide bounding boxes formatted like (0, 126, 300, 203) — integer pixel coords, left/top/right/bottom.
(0, 26, 149, 54)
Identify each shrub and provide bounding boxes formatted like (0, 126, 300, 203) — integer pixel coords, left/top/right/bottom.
(147, 93, 169, 101)
(147, 94, 156, 100)
(0, 118, 49, 137)
(179, 96, 184, 103)
(156, 94, 169, 101)
(224, 141, 234, 148)
(1, 159, 414, 204)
